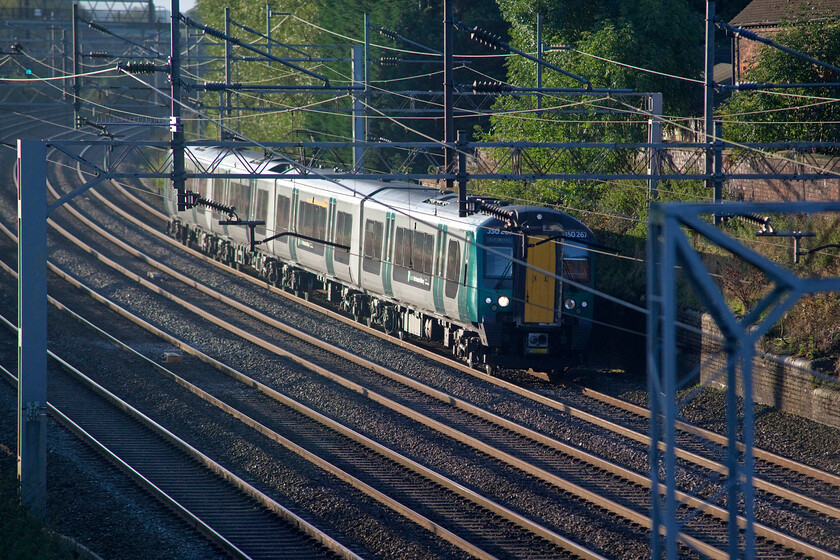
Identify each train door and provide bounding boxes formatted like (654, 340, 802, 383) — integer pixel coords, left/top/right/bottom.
(524, 236, 557, 323)
(289, 187, 299, 262)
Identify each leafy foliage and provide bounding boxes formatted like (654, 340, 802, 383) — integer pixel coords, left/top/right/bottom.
(496, 0, 703, 113)
(0, 475, 79, 560)
(472, 0, 705, 220)
(720, 16, 840, 150)
(192, 0, 508, 166)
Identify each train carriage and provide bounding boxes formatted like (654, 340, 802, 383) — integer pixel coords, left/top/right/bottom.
(166, 147, 595, 374)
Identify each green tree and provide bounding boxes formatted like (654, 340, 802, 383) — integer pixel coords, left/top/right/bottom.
(720, 16, 840, 150)
(192, 0, 508, 171)
(476, 0, 703, 219)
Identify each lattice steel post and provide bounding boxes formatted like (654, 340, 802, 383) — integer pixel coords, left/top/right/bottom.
(649, 201, 840, 559)
(648, 93, 662, 200)
(17, 140, 48, 518)
(647, 204, 679, 559)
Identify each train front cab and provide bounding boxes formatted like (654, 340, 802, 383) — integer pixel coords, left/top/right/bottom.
(477, 216, 594, 372)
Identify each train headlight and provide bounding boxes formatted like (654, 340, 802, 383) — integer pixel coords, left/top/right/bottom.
(485, 297, 493, 304)
(564, 298, 576, 310)
(497, 296, 510, 308)
(581, 301, 588, 308)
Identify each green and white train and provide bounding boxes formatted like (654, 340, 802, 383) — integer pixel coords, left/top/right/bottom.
(166, 146, 594, 374)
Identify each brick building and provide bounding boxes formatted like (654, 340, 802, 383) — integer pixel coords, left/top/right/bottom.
(730, 0, 840, 80)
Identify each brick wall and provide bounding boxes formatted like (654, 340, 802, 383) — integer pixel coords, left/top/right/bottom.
(699, 314, 840, 429)
(657, 148, 840, 202)
(735, 26, 779, 78)
(726, 152, 840, 202)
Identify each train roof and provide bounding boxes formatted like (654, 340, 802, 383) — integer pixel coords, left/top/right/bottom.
(187, 146, 592, 235)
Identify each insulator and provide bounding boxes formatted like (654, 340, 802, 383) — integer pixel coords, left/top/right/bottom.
(377, 27, 399, 40)
(200, 24, 226, 40)
(478, 201, 519, 226)
(472, 80, 512, 93)
(200, 23, 241, 46)
(469, 26, 503, 50)
(379, 57, 399, 66)
(203, 81, 227, 91)
(118, 61, 158, 74)
(10, 43, 23, 54)
(87, 51, 110, 58)
(197, 196, 235, 217)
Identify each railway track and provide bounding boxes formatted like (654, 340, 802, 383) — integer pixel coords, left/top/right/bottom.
(1, 114, 839, 559)
(36, 141, 612, 558)
(77, 142, 840, 545)
(2, 126, 608, 558)
(0, 318, 365, 560)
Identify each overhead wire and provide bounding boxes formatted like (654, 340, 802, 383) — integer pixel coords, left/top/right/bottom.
(613, 97, 840, 178)
(720, 98, 835, 118)
(0, 64, 119, 82)
(6, 58, 170, 124)
(117, 69, 652, 332)
(36, 11, 840, 338)
(560, 47, 705, 84)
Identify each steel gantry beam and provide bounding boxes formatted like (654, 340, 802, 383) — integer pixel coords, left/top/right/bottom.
(647, 200, 840, 560)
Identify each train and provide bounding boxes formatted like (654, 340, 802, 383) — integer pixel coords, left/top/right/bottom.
(165, 146, 595, 374)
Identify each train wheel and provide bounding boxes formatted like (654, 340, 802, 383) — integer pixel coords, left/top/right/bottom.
(467, 351, 476, 369)
(485, 364, 496, 376)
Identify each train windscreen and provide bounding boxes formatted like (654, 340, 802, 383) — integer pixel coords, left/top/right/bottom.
(484, 234, 515, 286)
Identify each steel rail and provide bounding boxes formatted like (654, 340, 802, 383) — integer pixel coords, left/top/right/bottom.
(34, 212, 820, 560)
(43, 161, 833, 559)
(32, 143, 603, 558)
(45, 143, 840, 559)
(101, 168, 840, 523)
(2, 215, 596, 558)
(0, 274, 357, 560)
(36, 209, 604, 560)
(0, 364, 250, 560)
(575, 384, 840, 488)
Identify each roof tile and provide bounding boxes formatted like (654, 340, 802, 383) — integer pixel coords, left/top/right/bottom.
(730, 0, 840, 27)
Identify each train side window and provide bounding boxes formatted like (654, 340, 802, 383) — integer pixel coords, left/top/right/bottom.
(229, 180, 251, 217)
(392, 227, 434, 290)
(435, 232, 446, 279)
(445, 239, 460, 299)
(414, 230, 434, 274)
(255, 190, 268, 236)
(275, 195, 290, 243)
(363, 219, 384, 274)
(334, 211, 352, 265)
(298, 201, 327, 255)
(211, 177, 226, 216)
(394, 227, 406, 268)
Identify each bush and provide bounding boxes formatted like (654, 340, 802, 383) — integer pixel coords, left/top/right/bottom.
(0, 475, 79, 560)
